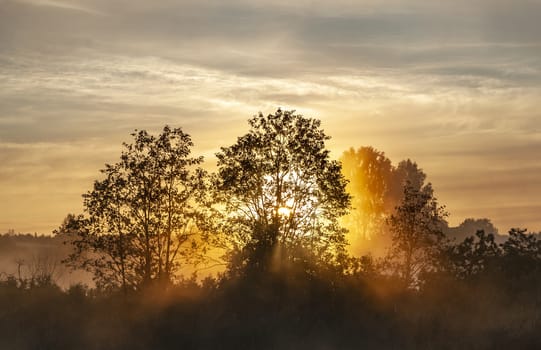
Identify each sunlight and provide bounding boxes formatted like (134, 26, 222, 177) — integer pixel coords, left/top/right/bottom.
(277, 206, 291, 217)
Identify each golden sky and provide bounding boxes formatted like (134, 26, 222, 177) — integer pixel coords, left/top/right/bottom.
(1, 0, 540, 234)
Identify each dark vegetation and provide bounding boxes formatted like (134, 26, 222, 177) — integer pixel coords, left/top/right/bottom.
(1, 110, 540, 349)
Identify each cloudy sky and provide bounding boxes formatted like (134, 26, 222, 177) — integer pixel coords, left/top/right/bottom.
(1, 0, 540, 234)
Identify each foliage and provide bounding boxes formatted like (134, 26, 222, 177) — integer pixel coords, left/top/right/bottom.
(499, 228, 541, 288)
(443, 229, 502, 280)
(215, 109, 350, 274)
(340, 147, 393, 242)
(386, 181, 448, 288)
(59, 126, 209, 291)
(501, 228, 541, 261)
(340, 149, 429, 257)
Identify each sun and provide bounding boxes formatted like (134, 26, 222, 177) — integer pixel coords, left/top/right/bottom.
(277, 206, 291, 217)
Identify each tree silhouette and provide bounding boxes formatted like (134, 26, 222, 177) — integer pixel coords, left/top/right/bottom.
(445, 218, 500, 243)
(215, 109, 350, 274)
(60, 126, 208, 291)
(501, 228, 540, 260)
(386, 181, 448, 288)
(444, 229, 501, 280)
(500, 228, 541, 282)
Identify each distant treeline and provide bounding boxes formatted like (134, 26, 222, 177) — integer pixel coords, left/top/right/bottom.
(0, 233, 93, 289)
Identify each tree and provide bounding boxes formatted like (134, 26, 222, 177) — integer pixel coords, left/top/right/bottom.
(500, 228, 541, 281)
(340, 147, 393, 242)
(441, 228, 541, 294)
(339, 150, 428, 257)
(444, 229, 501, 280)
(386, 181, 448, 288)
(501, 228, 541, 261)
(215, 109, 350, 274)
(59, 126, 208, 291)
(444, 218, 500, 243)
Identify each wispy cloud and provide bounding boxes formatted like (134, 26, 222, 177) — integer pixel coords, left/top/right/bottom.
(1, 0, 540, 233)
(15, 0, 105, 15)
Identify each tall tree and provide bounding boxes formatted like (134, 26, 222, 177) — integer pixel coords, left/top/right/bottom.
(340, 150, 428, 256)
(215, 109, 350, 274)
(386, 181, 448, 288)
(60, 126, 207, 291)
(340, 147, 393, 253)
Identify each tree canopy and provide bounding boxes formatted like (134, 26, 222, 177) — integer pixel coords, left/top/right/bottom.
(386, 181, 448, 288)
(60, 126, 208, 291)
(340, 148, 429, 256)
(340, 147, 393, 241)
(215, 109, 351, 273)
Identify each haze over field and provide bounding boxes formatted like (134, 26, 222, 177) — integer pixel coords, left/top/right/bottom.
(1, 0, 541, 233)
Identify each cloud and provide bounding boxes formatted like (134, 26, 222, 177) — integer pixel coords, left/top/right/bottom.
(2, 0, 540, 78)
(0, 0, 540, 233)
(15, 0, 105, 15)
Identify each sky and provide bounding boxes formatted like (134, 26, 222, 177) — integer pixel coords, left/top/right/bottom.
(1, 0, 540, 234)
